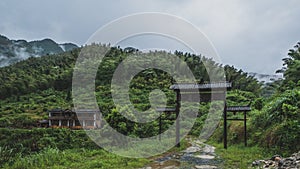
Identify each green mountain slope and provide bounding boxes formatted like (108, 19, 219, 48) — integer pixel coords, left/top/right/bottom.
(0, 34, 78, 67)
(0, 44, 262, 137)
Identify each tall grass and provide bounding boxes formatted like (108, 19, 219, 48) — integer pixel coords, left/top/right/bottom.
(210, 142, 272, 168)
(0, 146, 17, 166)
(2, 147, 149, 169)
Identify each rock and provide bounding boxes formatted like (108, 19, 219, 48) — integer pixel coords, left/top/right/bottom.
(202, 145, 216, 154)
(172, 154, 181, 159)
(162, 165, 177, 169)
(271, 155, 282, 161)
(140, 167, 152, 169)
(182, 146, 201, 153)
(274, 156, 281, 161)
(285, 157, 294, 161)
(252, 160, 261, 166)
(252, 151, 300, 169)
(195, 165, 218, 169)
(194, 154, 215, 159)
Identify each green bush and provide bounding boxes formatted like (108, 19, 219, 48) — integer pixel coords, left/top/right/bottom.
(250, 88, 300, 155)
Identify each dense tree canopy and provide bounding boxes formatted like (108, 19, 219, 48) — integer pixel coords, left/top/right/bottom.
(0, 44, 262, 137)
(276, 42, 300, 86)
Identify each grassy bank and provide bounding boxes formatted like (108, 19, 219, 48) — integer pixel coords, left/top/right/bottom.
(0, 128, 190, 169)
(2, 148, 149, 169)
(209, 142, 272, 168)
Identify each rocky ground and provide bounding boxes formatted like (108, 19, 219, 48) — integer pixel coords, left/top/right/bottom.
(141, 138, 223, 169)
(252, 151, 300, 169)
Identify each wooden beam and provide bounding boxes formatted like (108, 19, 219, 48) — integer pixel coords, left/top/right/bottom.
(224, 102, 227, 149)
(156, 108, 176, 112)
(226, 106, 251, 112)
(159, 112, 162, 141)
(226, 119, 245, 121)
(175, 90, 181, 147)
(244, 111, 247, 146)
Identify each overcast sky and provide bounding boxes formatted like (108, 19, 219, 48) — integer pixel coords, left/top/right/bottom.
(1, 0, 299, 74)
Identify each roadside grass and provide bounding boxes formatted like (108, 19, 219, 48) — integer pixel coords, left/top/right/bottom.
(1, 137, 190, 169)
(209, 142, 272, 169)
(2, 148, 149, 169)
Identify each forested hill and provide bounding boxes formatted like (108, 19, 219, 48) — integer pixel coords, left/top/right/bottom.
(0, 34, 78, 67)
(0, 43, 261, 131)
(0, 44, 261, 101)
(0, 43, 263, 154)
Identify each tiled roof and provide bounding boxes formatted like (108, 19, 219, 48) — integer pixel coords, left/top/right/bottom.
(170, 82, 232, 90)
(226, 106, 251, 112)
(156, 107, 176, 112)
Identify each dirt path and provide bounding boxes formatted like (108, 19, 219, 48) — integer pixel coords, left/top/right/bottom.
(141, 138, 223, 169)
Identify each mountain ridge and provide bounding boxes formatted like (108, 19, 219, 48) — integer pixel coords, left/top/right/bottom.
(0, 34, 78, 67)
(248, 72, 283, 83)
